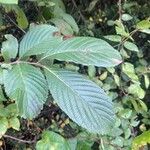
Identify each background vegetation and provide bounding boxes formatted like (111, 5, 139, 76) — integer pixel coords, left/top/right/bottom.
(0, 0, 150, 150)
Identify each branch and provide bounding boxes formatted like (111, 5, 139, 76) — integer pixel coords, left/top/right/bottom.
(118, 0, 122, 21)
(3, 134, 36, 144)
(4, 14, 26, 34)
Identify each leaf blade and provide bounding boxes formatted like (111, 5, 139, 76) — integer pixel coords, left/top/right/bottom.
(46, 37, 122, 67)
(4, 64, 48, 118)
(45, 68, 115, 134)
(36, 131, 70, 150)
(19, 24, 62, 58)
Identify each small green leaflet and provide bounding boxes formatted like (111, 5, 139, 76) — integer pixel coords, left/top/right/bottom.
(124, 41, 139, 52)
(104, 35, 121, 42)
(1, 34, 18, 61)
(3, 64, 48, 118)
(36, 131, 70, 150)
(136, 19, 150, 30)
(122, 62, 139, 83)
(128, 84, 145, 99)
(8, 117, 20, 131)
(121, 14, 133, 21)
(15, 6, 29, 29)
(45, 68, 115, 134)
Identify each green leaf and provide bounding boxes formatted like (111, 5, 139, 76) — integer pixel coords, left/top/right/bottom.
(115, 26, 130, 37)
(121, 14, 133, 21)
(111, 136, 124, 147)
(140, 29, 150, 34)
(0, 107, 9, 117)
(3, 64, 48, 119)
(8, 117, 20, 130)
(132, 131, 150, 150)
(19, 24, 61, 58)
(46, 37, 122, 67)
(122, 62, 139, 83)
(88, 65, 96, 78)
(1, 34, 18, 61)
(62, 13, 79, 33)
(99, 71, 108, 81)
(36, 131, 70, 150)
(128, 84, 145, 99)
(6, 103, 18, 117)
(110, 127, 123, 137)
(144, 74, 149, 89)
(119, 109, 132, 119)
(139, 100, 148, 112)
(45, 68, 115, 134)
(15, 6, 28, 29)
(0, 0, 18, 4)
(52, 5, 64, 18)
(50, 18, 74, 35)
(0, 117, 8, 138)
(104, 35, 121, 42)
(136, 19, 150, 30)
(113, 74, 120, 86)
(124, 41, 139, 52)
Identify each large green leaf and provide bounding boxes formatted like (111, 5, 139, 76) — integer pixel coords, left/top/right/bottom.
(3, 64, 48, 118)
(45, 68, 115, 134)
(19, 24, 62, 58)
(36, 131, 70, 150)
(45, 37, 122, 67)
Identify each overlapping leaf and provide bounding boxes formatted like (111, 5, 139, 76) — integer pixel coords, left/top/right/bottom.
(19, 24, 62, 57)
(1, 34, 18, 60)
(3, 64, 48, 118)
(45, 68, 115, 134)
(45, 37, 122, 67)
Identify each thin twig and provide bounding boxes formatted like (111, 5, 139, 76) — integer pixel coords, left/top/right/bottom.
(115, 29, 139, 50)
(71, 0, 86, 23)
(118, 0, 122, 21)
(5, 14, 26, 34)
(3, 134, 36, 144)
